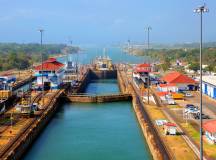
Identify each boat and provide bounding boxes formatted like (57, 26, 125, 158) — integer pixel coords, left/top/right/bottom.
(93, 49, 113, 71)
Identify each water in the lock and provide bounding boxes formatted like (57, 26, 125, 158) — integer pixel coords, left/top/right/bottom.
(23, 79, 152, 160)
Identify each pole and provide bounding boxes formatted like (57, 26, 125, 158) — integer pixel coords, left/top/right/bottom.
(147, 27, 151, 104)
(39, 29, 44, 106)
(199, 11, 203, 160)
(194, 5, 208, 159)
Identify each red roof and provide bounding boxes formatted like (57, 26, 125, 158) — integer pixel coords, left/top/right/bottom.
(157, 91, 176, 97)
(135, 63, 151, 73)
(159, 83, 176, 87)
(157, 92, 169, 97)
(203, 120, 216, 133)
(34, 58, 64, 71)
(45, 58, 57, 63)
(161, 71, 195, 84)
(165, 122, 176, 127)
(136, 63, 151, 68)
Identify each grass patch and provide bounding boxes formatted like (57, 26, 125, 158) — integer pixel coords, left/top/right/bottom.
(145, 105, 166, 120)
(145, 105, 197, 160)
(181, 123, 216, 159)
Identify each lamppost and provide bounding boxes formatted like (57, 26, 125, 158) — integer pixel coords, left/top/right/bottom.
(127, 39, 131, 54)
(69, 39, 73, 83)
(38, 29, 44, 105)
(194, 5, 209, 160)
(68, 38, 73, 64)
(145, 26, 152, 104)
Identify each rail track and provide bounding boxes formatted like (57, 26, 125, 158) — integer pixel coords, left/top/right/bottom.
(0, 90, 63, 159)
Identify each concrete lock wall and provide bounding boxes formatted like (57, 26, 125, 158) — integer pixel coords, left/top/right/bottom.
(66, 94, 132, 103)
(117, 69, 171, 160)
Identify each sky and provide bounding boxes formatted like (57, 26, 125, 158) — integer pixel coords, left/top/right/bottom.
(0, 0, 215, 45)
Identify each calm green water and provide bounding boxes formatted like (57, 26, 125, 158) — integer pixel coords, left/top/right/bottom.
(23, 79, 152, 160)
(84, 79, 119, 94)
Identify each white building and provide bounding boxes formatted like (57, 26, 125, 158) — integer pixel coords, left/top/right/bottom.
(203, 120, 216, 144)
(202, 76, 216, 99)
(158, 84, 178, 92)
(161, 71, 197, 91)
(34, 58, 65, 90)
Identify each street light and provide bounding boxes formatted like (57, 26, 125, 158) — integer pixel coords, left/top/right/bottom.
(38, 29, 44, 105)
(145, 26, 152, 104)
(127, 39, 131, 54)
(145, 26, 152, 51)
(194, 4, 209, 160)
(68, 39, 73, 83)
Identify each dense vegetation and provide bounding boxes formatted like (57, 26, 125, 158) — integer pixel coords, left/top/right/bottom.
(0, 43, 79, 71)
(133, 47, 216, 72)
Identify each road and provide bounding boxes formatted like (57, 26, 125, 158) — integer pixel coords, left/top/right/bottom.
(178, 91, 216, 120)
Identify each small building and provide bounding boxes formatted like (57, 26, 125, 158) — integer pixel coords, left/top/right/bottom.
(161, 71, 196, 91)
(133, 63, 152, 84)
(34, 58, 65, 90)
(203, 120, 216, 144)
(164, 122, 177, 135)
(157, 91, 169, 101)
(158, 83, 178, 92)
(202, 76, 216, 99)
(135, 63, 152, 73)
(156, 91, 176, 104)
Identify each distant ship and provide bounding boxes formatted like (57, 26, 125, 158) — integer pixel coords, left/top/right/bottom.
(93, 49, 113, 71)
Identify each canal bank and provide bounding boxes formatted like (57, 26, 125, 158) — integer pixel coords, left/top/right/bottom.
(117, 67, 171, 160)
(23, 79, 152, 160)
(0, 89, 65, 159)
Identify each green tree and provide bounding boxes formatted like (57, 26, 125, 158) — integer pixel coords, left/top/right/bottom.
(188, 62, 199, 72)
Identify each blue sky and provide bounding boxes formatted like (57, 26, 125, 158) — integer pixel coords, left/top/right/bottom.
(0, 0, 215, 45)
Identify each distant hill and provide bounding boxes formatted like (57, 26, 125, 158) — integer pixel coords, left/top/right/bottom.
(156, 42, 216, 49)
(0, 43, 80, 71)
(120, 42, 216, 50)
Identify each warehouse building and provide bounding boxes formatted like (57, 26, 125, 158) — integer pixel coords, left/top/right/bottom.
(161, 71, 197, 91)
(202, 76, 216, 99)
